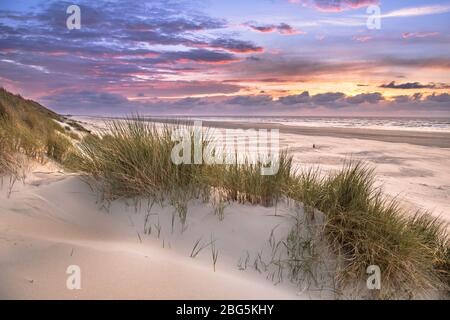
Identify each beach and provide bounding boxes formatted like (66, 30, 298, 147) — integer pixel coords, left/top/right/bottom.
(0, 116, 448, 299)
(181, 119, 450, 221)
(202, 120, 450, 148)
(77, 116, 450, 222)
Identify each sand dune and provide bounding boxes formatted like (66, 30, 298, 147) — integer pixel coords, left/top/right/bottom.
(2, 117, 449, 299)
(0, 167, 305, 299)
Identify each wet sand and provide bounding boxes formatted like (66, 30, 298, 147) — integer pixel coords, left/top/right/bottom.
(155, 119, 450, 148)
(74, 116, 450, 148)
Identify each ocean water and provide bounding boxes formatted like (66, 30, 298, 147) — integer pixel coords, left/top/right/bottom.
(145, 116, 450, 133)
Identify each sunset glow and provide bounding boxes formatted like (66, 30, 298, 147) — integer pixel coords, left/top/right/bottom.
(1, 0, 449, 116)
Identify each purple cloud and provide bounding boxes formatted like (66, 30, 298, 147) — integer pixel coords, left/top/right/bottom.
(346, 93, 384, 104)
(245, 22, 304, 35)
(380, 81, 450, 89)
(278, 92, 311, 105)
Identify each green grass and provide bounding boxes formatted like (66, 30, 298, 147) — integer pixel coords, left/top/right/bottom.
(0, 88, 77, 173)
(70, 118, 291, 204)
(285, 162, 449, 298)
(68, 119, 202, 199)
(201, 150, 292, 206)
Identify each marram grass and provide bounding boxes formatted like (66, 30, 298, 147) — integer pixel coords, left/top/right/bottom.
(34, 117, 450, 298)
(285, 162, 448, 298)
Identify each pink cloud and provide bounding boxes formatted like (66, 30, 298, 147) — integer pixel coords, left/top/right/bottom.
(402, 32, 440, 39)
(353, 35, 373, 42)
(245, 22, 305, 35)
(289, 0, 378, 12)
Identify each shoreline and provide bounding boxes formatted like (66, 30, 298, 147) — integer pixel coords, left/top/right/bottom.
(148, 118, 450, 148)
(73, 116, 450, 148)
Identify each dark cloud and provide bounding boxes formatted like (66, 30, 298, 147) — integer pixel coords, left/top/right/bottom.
(412, 93, 423, 101)
(245, 22, 303, 35)
(278, 92, 310, 105)
(380, 81, 450, 89)
(311, 92, 345, 104)
(172, 97, 208, 106)
(346, 92, 384, 104)
(393, 95, 411, 103)
(161, 49, 240, 64)
(389, 93, 427, 104)
(35, 88, 450, 116)
(426, 93, 450, 103)
(225, 95, 273, 105)
(208, 38, 263, 53)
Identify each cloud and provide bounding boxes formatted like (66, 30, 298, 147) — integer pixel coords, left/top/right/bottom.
(311, 92, 345, 104)
(346, 92, 384, 104)
(392, 95, 411, 103)
(380, 81, 450, 89)
(2, 0, 449, 116)
(278, 91, 310, 105)
(225, 95, 273, 105)
(378, 57, 450, 70)
(42, 90, 132, 112)
(276, 23, 305, 35)
(0, 0, 263, 98)
(426, 93, 450, 103)
(35, 88, 450, 116)
(245, 22, 304, 35)
(411, 93, 423, 101)
(402, 32, 440, 39)
(226, 56, 371, 81)
(381, 5, 450, 18)
(161, 49, 240, 64)
(290, 0, 378, 12)
(208, 38, 264, 53)
(353, 35, 373, 42)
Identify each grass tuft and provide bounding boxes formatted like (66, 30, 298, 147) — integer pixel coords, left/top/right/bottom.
(285, 161, 449, 298)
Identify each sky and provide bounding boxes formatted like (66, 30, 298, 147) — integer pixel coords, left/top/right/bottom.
(0, 0, 449, 116)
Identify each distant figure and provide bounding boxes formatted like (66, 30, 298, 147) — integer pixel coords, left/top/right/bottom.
(313, 144, 316, 149)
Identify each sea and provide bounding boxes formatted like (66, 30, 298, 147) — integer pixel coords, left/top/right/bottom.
(139, 116, 450, 133)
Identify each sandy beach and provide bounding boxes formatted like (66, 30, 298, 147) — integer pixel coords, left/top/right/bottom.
(0, 116, 448, 299)
(138, 118, 450, 148)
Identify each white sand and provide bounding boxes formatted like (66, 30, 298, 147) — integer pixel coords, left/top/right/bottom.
(0, 166, 309, 299)
(279, 133, 450, 223)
